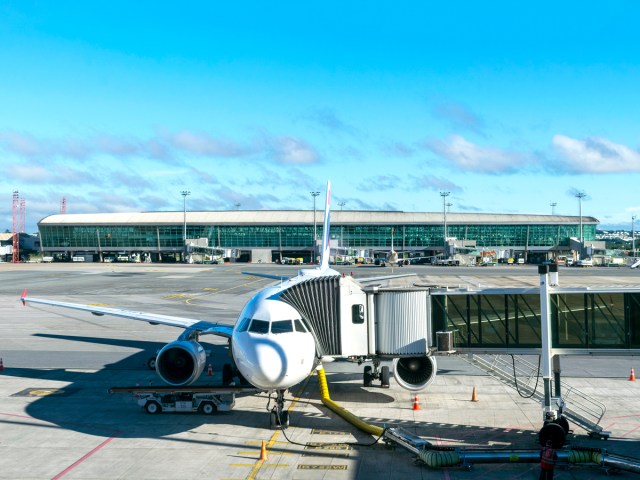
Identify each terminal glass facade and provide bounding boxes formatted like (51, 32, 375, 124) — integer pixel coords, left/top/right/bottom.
(39, 222, 595, 251)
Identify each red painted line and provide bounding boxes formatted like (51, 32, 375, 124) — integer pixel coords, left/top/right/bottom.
(51, 436, 116, 480)
(620, 424, 640, 438)
(0, 412, 37, 420)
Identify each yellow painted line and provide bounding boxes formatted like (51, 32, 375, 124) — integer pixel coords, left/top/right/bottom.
(28, 389, 65, 396)
(185, 276, 274, 305)
(244, 374, 312, 480)
(87, 303, 111, 307)
(237, 451, 294, 456)
(244, 441, 290, 446)
(232, 464, 288, 468)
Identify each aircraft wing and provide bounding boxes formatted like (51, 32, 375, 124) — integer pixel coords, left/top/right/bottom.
(241, 271, 290, 281)
(20, 291, 234, 338)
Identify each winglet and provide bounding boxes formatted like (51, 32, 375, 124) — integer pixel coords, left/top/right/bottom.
(319, 181, 331, 271)
(21, 289, 27, 306)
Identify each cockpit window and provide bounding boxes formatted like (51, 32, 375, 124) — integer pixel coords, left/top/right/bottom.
(271, 320, 293, 334)
(237, 317, 251, 332)
(294, 319, 307, 333)
(248, 319, 269, 334)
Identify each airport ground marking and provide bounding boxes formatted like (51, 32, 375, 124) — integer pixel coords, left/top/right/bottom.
(244, 373, 313, 480)
(185, 276, 274, 305)
(51, 435, 118, 479)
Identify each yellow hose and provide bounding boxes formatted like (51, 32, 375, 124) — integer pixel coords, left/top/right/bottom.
(316, 366, 385, 437)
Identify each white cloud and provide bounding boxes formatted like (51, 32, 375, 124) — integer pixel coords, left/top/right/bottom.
(425, 134, 525, 173)
(553, 134, 640, 173)
(270, 136, 319, 164)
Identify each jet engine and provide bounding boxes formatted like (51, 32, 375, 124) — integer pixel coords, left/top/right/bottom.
(393, 356, 437, 391)
(156, 340, 206, 386)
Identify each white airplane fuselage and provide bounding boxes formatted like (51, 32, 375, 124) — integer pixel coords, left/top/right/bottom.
(231, 282, 316, 390)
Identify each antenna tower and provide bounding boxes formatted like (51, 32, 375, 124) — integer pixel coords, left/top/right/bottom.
(60, 197, 67, 214)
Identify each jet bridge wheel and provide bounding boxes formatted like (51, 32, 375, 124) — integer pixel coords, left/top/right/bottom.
(555, 416, 570, 434)
(363, 366, 373, 387)
(380, 366, 390, 388)
(539, 422, 566, 448)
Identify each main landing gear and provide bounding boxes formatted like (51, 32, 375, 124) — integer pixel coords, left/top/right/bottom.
(269, 389, 289, 429)
(363, 360, 390, 388)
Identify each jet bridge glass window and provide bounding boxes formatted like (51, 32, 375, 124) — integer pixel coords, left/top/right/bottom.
(352, 304, 365, 324)
(271, 320, 293, 334)
(248, 319, 269, 334)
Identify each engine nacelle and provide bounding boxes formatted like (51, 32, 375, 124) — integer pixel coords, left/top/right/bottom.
(393, 356, 437, 391)
(156, 340, 206, 386)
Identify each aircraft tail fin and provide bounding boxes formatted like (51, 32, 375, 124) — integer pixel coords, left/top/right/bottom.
(319, 181, 331, 271)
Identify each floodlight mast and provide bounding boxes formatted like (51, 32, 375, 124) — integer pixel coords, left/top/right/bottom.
(181, 190, 191, 263)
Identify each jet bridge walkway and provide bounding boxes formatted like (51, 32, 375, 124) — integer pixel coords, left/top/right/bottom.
(429, 266, 640, 445)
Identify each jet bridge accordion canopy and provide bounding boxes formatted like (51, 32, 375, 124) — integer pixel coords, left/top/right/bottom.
(279, 276, 342, 357)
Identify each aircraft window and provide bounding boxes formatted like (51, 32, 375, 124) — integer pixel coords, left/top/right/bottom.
(237, 317, 251, 332)
(248, 319, 269, 334)
(271, 320, 293, 334)
(294, 319, 307, 332)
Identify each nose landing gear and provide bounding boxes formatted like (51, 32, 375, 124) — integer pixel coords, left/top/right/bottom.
(269, 389, 290, 429)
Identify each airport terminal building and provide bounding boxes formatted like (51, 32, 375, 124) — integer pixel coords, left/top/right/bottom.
(37, 210, 601, 264)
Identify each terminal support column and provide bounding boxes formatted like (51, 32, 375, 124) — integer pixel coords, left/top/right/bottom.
(538, 264, 554, 415)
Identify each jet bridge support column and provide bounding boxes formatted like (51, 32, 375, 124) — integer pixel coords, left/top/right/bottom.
(538, 264, 568, 447)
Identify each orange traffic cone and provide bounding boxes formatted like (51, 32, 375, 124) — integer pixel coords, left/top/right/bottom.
(259, 440, 268, 461)
(0, 358, 4, 372)
(207, 364, 213, 376)
(471, 385, 478, 402)
(412, 394, 421, 411)
(630, 368, 636, 382)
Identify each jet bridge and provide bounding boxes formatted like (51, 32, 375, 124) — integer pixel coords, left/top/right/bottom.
(278, 275, 433, 358)
(278, 274, 436, 391)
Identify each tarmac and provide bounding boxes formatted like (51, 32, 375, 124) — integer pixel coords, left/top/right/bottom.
(0, 262, 639, 479)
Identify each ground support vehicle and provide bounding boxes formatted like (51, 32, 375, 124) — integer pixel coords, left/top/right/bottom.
(109, 385, 261, 415)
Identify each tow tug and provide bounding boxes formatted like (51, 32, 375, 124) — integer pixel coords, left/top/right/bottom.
(109, 385, 262, 415)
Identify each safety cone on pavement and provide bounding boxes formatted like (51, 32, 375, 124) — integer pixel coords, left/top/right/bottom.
(630, 368, 636, 382)
(412, 394, 421, 411)
(0, 358, 4, 372)
(471, 385, 478, 402)
(259, 440, 268, 461)
(207, 364, 213, 376)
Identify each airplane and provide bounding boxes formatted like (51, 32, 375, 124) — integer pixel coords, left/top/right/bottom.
(374, 228, 410, 267)
(21, 181, 438, 428)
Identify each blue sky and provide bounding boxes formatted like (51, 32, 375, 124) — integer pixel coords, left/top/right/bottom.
(2, 1, 640, 232)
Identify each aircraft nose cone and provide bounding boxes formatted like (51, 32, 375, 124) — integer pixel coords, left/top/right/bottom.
(254, 342, 287, 384)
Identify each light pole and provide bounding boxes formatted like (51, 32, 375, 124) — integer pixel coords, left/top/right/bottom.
(550, 202, 557, 215)
(575, 192, 586, 243)
(181, 190, 190, 263)
(633, 215, 636, 258)
(311, 191, 320, 260)
(338, 201, 346, 248)
(440, 192, 450, 257)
